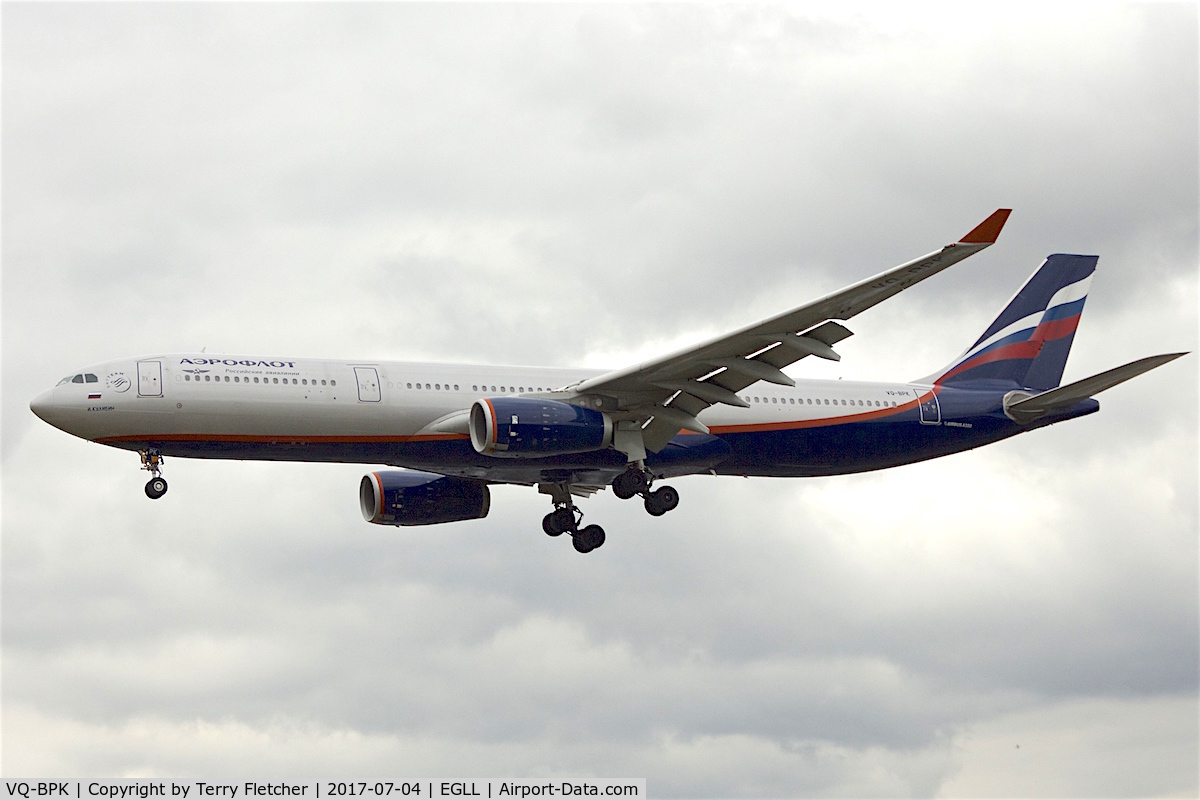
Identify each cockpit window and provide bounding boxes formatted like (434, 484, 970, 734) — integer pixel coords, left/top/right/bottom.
(85, 374, 98, 383)
(71, 374, 84, 384)
(57, 376, 73, 386)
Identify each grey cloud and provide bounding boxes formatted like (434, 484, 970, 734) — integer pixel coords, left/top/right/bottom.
(3, 3, 1197, 796)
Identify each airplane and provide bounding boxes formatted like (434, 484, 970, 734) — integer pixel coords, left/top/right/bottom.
(29, 209, 1187, 553)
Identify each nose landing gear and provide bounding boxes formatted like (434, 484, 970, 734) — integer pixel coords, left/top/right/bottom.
(613, 465, 679, 517)
(140, 449, 168, 499)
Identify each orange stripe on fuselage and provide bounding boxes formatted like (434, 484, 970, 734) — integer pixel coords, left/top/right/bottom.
(95, 433, 471, 444)
(707, 397, 919, 434)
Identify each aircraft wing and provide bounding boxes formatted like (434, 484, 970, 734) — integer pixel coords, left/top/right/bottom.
(567, 209, 1013, 453)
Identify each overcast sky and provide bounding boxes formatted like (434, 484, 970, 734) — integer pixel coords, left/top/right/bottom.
(2, 4, 1197, 796)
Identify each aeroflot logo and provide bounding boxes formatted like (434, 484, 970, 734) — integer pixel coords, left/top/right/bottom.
(181, 358, 296, 368)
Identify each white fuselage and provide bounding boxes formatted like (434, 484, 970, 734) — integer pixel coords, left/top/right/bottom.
(30, 353, 923, 448)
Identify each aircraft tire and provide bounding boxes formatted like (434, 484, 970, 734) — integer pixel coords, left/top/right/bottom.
(612, 470, 641, 499)
(543, 513, 564, 536)
(145, 477, 168, 500)
(654, 485, 679, 512)
(612, 477, 637, 500)
(644, 493, 666, 516)
(551, 507, 575, 534)
(573, 524, 605, 553)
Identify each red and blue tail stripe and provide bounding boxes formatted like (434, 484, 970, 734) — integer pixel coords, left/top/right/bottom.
(932, 254, 1097, 390)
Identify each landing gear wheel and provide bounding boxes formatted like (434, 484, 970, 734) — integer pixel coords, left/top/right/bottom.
(644, 485, 678, 516)
(612, 468, 648, 500)
(644, 493, 665, 516)
(550, 506, 576, 534)
(542, 513, 564, 536)
(654, 485, 679, 512)
(572, 524, 606, 553)
(145, 477, 168, 500)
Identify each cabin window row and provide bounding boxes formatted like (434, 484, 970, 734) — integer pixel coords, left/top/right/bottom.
(403, 383, 461, 391)
(470, 385, 544, 393)
(396, 383, 550, 394)
(183, 374, 335, 386)
(745, 396, 898, 408)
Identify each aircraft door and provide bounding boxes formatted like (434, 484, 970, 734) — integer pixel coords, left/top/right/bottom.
(137, 361, 163, 397)
(354, 367, 381, 402)
(918, 389, 941, 425)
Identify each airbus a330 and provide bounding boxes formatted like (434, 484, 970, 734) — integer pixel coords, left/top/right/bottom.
(30, 210, 1186, 553)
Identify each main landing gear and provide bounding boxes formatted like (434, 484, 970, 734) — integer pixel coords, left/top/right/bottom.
(612, 465, 679, 517)
(541, 484, 606, 554)
(140, 449, 168, 500)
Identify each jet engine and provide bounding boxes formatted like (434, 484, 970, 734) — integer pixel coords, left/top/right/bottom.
(470, 397, 612, 457)
(359, 470, 490, 526)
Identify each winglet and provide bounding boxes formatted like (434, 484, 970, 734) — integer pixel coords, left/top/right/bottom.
(959, 208, 1012, 244)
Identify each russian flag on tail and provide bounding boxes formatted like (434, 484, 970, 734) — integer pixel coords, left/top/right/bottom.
(932, 254, 1098, 390)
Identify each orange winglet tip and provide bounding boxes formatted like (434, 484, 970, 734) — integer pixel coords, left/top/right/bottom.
(959, 208, 1012, 244)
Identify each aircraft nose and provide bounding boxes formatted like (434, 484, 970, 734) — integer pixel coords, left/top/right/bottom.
(29, 389, 55, 422)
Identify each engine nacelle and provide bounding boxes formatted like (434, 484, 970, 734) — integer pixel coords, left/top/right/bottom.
(470, 397, 612, 458)
(359, 470, 490, 526)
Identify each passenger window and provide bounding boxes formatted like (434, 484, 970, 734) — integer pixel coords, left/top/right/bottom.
(234, 377, 240, 383)
(293, 379, 298, 385)
(302, 379, 307, 385)
(322, 380, 326, 386)
(330, 380, 336, 386)
(72, 374, 84, 383)
(435, 384, 441, 390)
(454, 385, 459, 391)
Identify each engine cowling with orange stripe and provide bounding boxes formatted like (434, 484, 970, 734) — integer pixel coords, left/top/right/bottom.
(469, 397, 613, 457)
(359, 470, 490, 526)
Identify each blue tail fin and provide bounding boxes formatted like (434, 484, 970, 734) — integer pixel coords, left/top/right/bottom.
(930, 254, 1098, 390)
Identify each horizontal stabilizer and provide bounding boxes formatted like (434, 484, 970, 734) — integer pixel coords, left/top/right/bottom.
(1003, 352, 1188, 423)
